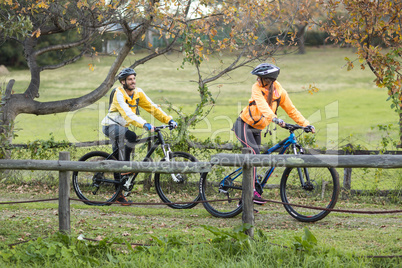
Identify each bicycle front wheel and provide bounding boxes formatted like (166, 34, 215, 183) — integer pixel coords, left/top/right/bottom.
(199, 166, 243, 218)
(280, 167, 339, 222)
(72, 151, 122, 206)
(154, 152, 201, 209)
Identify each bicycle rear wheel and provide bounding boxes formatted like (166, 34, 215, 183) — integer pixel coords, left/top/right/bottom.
(280, 167, 339, 222)
(72, 151, 122, 206)
(199, 166, 243, 218)
(154, 151, 201, 209)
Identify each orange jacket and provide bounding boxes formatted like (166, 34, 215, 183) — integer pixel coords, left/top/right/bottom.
(240, 81, 309, 130)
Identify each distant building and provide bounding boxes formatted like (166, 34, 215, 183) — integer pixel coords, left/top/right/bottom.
(101, 23, 167, 54)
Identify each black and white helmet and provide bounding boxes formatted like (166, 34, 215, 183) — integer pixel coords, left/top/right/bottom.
(118, 68, 136, 81)
(251, 63, 280, 80)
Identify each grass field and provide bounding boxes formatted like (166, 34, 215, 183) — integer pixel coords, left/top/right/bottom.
(0, 182, 400, 267)
(2, 47, 399, 150)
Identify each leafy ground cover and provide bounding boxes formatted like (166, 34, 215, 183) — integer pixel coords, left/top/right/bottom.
(0, 182, 400, 267)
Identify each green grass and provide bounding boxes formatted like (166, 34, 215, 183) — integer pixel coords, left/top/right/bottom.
(3, 47, 399, 149)
(0, 188, 400, 267)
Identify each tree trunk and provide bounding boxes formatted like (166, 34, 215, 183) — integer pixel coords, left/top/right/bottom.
(399, 103, 402, 148)
(296, 23, 307, 55)
(0, 80, 17, 159)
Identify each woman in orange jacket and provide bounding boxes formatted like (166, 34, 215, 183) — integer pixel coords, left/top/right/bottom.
(233, 63, 315, 205)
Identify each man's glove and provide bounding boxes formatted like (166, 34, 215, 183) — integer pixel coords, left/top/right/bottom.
(168, 119, 178, 129)
(143, 123, 154, 131)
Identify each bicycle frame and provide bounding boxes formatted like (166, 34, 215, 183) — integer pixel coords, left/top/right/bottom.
(219, 131, 305, 191)
(106, 127, 173, 158)
(100, 127, 173, 190)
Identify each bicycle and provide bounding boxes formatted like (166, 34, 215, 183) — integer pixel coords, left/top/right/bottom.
(72, 125, 201, 209)
(199, 123, 340, 222)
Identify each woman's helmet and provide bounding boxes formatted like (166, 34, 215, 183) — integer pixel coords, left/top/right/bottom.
(118, 68, 136, 82)
(251, 63, 280, 80)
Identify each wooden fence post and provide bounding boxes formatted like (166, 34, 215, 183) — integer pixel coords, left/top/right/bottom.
(143, 140, 152, 191)
(241, 148, 254, 238)
(343, 145, 352, 199)
(59, 151, 71, 234)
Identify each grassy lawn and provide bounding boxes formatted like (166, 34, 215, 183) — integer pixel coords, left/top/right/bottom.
(3, 47, 399, 150)
(0, 184, 401, 263)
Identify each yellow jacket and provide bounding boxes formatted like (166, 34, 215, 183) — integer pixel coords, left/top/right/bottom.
(101, 86, 172, 128)
(240, 81, 309, 130)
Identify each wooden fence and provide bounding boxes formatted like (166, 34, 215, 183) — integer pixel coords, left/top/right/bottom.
(10, 141, 402, 192)
(0, 151, 401, 237)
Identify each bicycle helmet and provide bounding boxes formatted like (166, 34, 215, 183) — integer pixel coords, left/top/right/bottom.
(118, 68, 136, 81)
(251, 63, 280, 80)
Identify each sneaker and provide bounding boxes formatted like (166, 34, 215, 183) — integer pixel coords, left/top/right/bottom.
(115, 194, 133, 206)
(253, 190, 267, 205)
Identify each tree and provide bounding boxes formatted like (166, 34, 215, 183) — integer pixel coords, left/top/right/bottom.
(263, 0, 325, 55)
(320, 0, 402, 146)
(0, 0, 304, 156)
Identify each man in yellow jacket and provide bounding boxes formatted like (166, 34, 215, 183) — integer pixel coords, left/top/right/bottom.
(233, 63, 315, 206)
(101, 68, 177, 204)
(102, 67, 176, 161)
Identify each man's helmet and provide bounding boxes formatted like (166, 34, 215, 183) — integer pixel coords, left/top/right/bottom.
(118, 68, 136, 81)
(251, 63, 280, 80)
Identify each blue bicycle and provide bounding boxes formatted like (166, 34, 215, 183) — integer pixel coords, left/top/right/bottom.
(199, 123, 340, 222)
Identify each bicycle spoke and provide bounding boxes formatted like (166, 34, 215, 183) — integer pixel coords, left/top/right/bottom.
(72, 151, 121, 206)
(280, 167, 339, 222)
(200, 165, 243, 218)
(155, 152, 201, 209)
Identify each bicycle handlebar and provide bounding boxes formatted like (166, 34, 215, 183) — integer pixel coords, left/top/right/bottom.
(279, 122, 313, 133)
(154, 125, 174, 131)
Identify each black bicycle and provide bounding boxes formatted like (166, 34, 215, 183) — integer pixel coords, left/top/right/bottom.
(72, 125, 201, 209)
(199, 123, 340, 222)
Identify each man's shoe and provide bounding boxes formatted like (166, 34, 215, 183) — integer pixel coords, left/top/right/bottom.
(253, 190, 267, 205)
(116, 194, 133, 206)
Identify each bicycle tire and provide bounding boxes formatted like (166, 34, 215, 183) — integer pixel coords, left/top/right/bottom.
(154, 151, 201, 209)
(72, 151, 122, 206)
(199, 167, 243, 218)
(280, 167, 340, 222)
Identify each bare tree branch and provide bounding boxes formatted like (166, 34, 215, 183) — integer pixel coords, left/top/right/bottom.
(33, 34, 93, 57)
(40, 51, 86, 71)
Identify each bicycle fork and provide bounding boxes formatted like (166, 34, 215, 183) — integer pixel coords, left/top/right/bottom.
(292, 145, 314, 191)
(161, 144, 184, 183)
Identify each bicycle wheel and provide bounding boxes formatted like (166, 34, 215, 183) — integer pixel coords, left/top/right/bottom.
(72, 151, 122, 206)
(199, 165, 243, 218)
(154, 151, 201, 209)
(280, 167, 340, 222)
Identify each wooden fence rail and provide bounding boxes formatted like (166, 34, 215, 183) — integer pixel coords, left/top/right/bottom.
(1, 154, 401, 171)
(210, 154, 402, 168)
(0, 159, 212, 173)
(0, 152, 401, 236)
